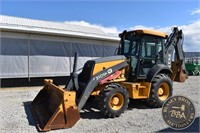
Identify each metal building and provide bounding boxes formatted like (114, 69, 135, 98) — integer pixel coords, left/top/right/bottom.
(185, 52, 200, 58)
(0, 15, 119, 81)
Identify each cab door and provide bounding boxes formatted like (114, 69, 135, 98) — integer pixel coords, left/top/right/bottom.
(137, 36, 164, 78)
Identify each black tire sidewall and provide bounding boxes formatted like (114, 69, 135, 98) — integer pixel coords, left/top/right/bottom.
(99, 84, 129, 117)
(147, 74, 173, 107)
(105, 88, 127, 116)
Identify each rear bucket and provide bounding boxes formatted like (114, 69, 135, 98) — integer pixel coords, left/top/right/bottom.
(174, 67, 188, 82)
(31, 79, 80, 131)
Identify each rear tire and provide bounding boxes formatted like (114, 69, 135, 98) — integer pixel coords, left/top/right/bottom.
(146, 74, 172, 107)
(98, 83, 129, 118)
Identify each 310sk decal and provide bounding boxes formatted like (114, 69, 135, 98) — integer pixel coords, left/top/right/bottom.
(93, 68, 113, 81)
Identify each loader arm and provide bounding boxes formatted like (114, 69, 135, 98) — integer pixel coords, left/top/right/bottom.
(165, 27, 188, 82)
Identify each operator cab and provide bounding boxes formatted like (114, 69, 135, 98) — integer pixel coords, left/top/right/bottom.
(118, 29, 167, 80)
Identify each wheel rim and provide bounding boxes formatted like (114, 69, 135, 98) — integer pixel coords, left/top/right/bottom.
(157, 82, 169, 101)
(109, 93, 124, 110)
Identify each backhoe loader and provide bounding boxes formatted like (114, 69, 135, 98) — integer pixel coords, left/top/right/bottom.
(31, 27, 188, 131)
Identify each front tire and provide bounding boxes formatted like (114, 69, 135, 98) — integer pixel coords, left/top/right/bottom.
(146, 74, 173, 107)
(98, 83, 129, 118)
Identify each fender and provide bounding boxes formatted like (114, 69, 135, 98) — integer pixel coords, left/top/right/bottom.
(146, 64, 172, 82)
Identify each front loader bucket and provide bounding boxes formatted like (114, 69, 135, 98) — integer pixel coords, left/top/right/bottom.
(31, 79, 80, 131)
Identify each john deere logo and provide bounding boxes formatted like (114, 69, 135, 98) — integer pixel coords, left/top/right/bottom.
(162, 96, 195, 130)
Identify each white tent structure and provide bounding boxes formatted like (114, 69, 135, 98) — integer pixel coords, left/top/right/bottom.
(0, 15, 119, 80)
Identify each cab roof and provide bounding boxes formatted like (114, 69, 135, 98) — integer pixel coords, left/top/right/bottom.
(131, 29, 167, 38)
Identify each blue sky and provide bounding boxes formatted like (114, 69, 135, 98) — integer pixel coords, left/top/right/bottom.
(1, 0, 200, 51)
(1, 1, 199, 28)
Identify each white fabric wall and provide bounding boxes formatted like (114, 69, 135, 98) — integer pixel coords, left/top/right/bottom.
(0, 32, 118, 78)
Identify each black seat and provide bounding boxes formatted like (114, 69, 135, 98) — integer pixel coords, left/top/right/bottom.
(78, 60, 95, 87)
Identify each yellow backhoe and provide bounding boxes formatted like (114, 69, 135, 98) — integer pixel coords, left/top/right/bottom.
(31, 27, 188, 131)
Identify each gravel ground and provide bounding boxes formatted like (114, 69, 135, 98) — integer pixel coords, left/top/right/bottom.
(0, 76, 199, 133)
